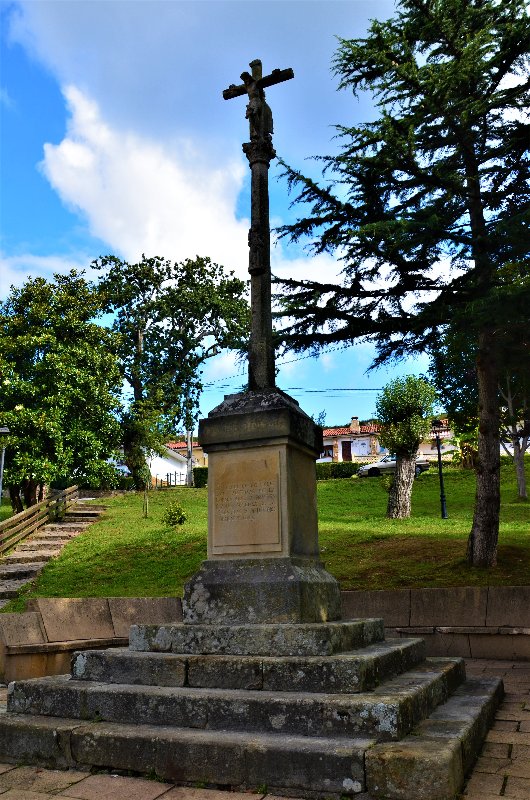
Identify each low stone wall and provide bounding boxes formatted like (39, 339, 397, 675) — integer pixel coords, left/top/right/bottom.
(342, 586, 530, 661)
(0, 596, 182, 682)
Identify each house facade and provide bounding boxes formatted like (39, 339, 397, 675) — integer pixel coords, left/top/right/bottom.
(319, 417, 456, 462)
(166, 440, 208, 467)
(319, 418, 383, 462)
(148, 446, 189, 486)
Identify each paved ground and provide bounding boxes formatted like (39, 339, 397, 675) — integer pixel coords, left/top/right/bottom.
(0, 658, 527, 799)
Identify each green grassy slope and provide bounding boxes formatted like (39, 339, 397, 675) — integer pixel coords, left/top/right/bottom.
(2, 464, 528, 611)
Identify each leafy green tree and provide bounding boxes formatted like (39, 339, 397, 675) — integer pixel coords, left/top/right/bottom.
(94, 255, 249, 488)
(375, 376, 436, 518)
(0, 272, 122, 510)
(276, 0, 530, 566)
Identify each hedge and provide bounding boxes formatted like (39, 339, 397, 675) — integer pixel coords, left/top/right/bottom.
(193, 466, 209, 488)
(315, 462, 360, 480)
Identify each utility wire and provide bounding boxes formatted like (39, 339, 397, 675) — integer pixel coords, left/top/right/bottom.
(202, 341, 360, 388)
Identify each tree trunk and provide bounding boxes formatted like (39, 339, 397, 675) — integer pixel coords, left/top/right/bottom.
(9, 485, 23, 514)
(512, 439, 528, 500)
(387, 455, 416, 518)
(22, 478, 39, 507)
(467, 327, 500, 566)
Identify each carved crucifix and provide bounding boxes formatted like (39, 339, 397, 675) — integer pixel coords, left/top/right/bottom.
(223, 59, 294, 391)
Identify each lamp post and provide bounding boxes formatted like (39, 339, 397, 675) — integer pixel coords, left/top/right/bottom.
(0, 426, 10, 511)
(432, 419, 448, 519)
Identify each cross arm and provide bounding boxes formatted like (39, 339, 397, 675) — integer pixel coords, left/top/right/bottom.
(222, 67, 294, 100)
(259, 67, 294, 89)
(222, 83, 247, 100)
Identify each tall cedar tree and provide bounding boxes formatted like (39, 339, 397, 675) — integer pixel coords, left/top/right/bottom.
(276, 0, 530, 566)
(94, 255, 249, 488)
(430, 277, 530, 499)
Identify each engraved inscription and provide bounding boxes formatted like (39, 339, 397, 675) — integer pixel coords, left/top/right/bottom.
(217, 480, 276, 523)
(210, 447, 283, 553)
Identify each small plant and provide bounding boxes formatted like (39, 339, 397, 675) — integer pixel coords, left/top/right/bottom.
(162, 500, 187, 527)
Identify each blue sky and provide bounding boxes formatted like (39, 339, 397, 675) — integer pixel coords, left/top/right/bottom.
(0, 0, 431, 427)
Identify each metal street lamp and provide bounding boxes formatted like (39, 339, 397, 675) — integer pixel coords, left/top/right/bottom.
(432, 419, 448, 519)
(0, 425, 10, 510)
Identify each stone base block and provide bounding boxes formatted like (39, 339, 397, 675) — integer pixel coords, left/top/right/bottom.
(182, 557, 341, 625)
(129, 618, 384, 657)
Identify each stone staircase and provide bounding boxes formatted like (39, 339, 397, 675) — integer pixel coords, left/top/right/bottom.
(0, 617, 503, 799)
(0, 503, 105, 608)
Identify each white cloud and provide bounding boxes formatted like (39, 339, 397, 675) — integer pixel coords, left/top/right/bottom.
(40, 86, 250, 276)
(0, 87, 13, 109)
(201, 350, 243, 382)
(0, 252, 92, 299)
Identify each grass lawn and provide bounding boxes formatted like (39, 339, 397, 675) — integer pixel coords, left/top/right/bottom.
(2, 463, 528, 612)
(0, 498, 11, 522)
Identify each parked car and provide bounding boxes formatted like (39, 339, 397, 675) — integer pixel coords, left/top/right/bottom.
(357, 454, 430, 478)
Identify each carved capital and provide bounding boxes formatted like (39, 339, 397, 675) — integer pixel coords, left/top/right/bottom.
(242, 139, 276, 166)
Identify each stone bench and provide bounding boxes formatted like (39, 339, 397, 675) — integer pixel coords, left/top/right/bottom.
(342, 585, 530, 660)
(0, 597, 182, 682)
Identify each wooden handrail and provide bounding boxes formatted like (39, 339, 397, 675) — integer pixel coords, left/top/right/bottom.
(0, 486, 79, 555)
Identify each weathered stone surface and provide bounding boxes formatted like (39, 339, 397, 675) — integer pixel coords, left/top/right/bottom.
(0, 714, 79, 769)
(71, 638, 424, 694)
(36, 598, 115, 642)
(0, 712, 374, 796)
(200, 389, 321, 452)
(107, 597, 182, 637)
(9, 660, 464, 741)
(72, 649, 187, 687)
(366, 737, 464, 800)
(410, 587, 488, 627)
(342, 590, 411, 628)
(427, 676, 504, 772)
(129, 619, 384, 657)
(182, 557, 341, 625)
(0, 613, 45, 647)
(486, 586, 530, 627)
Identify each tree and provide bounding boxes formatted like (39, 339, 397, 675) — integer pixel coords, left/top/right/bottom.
(430, 316, 530, 499)
(94, 255, 249, 488)
(375, 376, 436, 518)
(276, 0, 530, 566)
(0, 272, 122, 510)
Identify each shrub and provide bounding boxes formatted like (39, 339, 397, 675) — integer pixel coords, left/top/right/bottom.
(316, 462, 360, 480)
(193, 467, 208, 488)
(162, 500, 187, 527)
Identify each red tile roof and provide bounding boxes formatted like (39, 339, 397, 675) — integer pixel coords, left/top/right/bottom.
(323, 424, 381, 436)
(166, 440, 200, 451)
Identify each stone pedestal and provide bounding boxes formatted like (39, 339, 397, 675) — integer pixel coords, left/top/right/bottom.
(182, 389, 341, 624)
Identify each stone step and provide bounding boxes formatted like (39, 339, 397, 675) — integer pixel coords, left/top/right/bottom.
(65, 511, 101, 520)
(7, 658, 465, 741)
(0, 714, 374, 797)
(0, 563, 46, 580)
(42, 523, 89, 531)
(0, 675, 502, 799)
(2, 550, 58, 564)
(365, 676, 503, 800)
(32, 530, 80, 540)
(0, 579, 32, 599)
(18, 540, 69, 552)
(72, 638, 426, 694)
(130, 618, 385, 657)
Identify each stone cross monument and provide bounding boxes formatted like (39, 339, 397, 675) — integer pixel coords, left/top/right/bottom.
(182, 60, 341, 625)
(223, 58, 293, 391)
